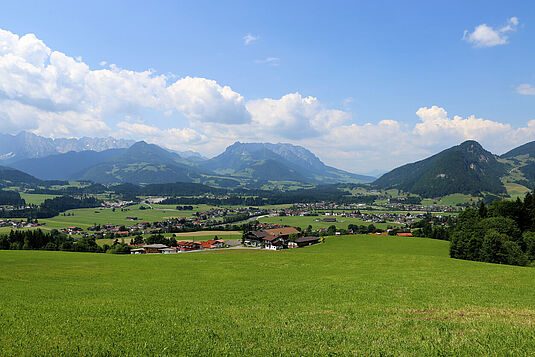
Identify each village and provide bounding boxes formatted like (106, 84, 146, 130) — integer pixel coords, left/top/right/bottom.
(129, 225, 323, 254)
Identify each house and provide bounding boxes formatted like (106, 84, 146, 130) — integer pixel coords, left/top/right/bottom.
(294, 236, 321, 247)
(160, 247, 177, 254)
(206, 239, 227, 248)
(142, 244, 169, 253)
(177, 241, 201, 251)
(130, 248, 145, 254)
(322, 217, 337, 222)
(396, 232, 413, 237)
(242, 230, 274, 247)
(263, 234, 285, 250)
(244, 227, 300, 250)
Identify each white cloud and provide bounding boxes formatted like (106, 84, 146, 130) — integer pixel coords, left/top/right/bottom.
(463, 17, 519, 48)
(255, 57, 280, 66)
(117, 121, 206, 150)
(246, 93, 349, 139)
(167, 77, 251, 124)
(0, 27, 250, 137)
(243, 33, 259, 45)
(517, 84, 535, 95)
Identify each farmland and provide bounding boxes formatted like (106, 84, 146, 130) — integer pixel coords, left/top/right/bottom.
(38, 204, 222, 230)
(1, 235, 534, 355)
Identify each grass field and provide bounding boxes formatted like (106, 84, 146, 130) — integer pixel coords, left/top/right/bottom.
(19, 193, 61, 205)
(2, 236, 534, 355)
(259, 215, 392, 230)
(37, 204, 222, 230)
(421, 193, 480, 206)
(504, 182, 531, 200)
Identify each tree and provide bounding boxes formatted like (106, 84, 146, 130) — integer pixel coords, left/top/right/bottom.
(327, 225, 337, 236)
(523, 231, 535, 260)
(480, 230, 507, 264)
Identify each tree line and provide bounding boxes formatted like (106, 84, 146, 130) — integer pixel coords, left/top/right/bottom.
(0, 195, 101, 219)
(450, 194, 535, 266)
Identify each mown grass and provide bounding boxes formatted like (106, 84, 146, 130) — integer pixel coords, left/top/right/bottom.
(1, 235, 534, 355)
(19, 193, 61, 205)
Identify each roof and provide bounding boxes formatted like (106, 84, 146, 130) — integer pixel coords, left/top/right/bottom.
(396, 233, 413, 237)
(247, 230, 271, 238)
(264, 227, 300, 237)
(143, 244, 168, 249)
(295, 236, 320, 243)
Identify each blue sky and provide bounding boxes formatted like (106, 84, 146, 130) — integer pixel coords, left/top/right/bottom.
(0, 1, 534, 174)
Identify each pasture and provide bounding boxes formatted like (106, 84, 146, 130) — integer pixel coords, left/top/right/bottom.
(1, 236, 534, 355)
(38, 204, 221, 230)
(19, 193, 60, 205)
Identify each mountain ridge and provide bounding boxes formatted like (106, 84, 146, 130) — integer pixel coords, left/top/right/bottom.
(374, 140, 508, 197)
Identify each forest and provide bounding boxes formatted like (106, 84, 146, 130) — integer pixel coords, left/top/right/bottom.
(450, 194, 535, 266)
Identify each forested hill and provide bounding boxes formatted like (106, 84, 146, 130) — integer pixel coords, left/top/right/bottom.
(373, 140, 507, 197)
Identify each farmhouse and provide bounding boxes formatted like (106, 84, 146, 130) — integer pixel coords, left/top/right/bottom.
(242, 230, 275, 247)
(294, 236, 321, 247)
(243, 227, 300, 250)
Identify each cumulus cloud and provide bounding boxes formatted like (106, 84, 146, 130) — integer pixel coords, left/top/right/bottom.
(243, 33, 259, 45)
(0, 27, 250, 137)
(246, 93, 349, 139)
(413, 106, 513, 146)
(167, 77, 250, 124)
(463, 17, 519, 48)
(517, 84, 535, 95)
(117, 121, 207, 151)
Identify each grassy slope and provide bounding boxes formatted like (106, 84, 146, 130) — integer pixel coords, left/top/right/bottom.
(1, 236, 534, 355)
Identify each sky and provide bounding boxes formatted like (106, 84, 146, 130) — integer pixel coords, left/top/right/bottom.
(0, 0, 534, 175)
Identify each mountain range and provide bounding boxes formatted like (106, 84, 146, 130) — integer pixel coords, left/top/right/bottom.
(4, 136, 374, 187)
(0, 132, 135, 163)
(4, 130, 535, 198)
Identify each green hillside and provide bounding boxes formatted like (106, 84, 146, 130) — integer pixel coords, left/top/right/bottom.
(374, 140, 508, 197)
(75, 141, 204, 184)
(203, 142, 374, 184)
(1, 236, 535, 355)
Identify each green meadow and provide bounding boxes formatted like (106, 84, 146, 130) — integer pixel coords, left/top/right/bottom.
(19, 193, 61, 205)
(1, 235, 534, 355)
(37, 204, 221, 230)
